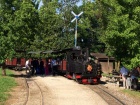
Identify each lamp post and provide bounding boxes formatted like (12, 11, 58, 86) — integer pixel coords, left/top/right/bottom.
(71, 11, 83, 47)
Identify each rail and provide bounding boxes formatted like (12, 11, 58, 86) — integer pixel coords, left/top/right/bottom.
(88, 85, 125, 105)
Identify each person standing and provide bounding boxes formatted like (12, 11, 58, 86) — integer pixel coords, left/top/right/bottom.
(34, 59, 39, 74)
(40, 59, 44, 75)
(31, 58, 34, 75)
(120, 65, 129, 89)
(131, 66, 140, 79)
(51, 58, 57, 76)
(31, 58, 36, 76)
(48, 58, 52, 74)
(45, 59, 49, 75)
(130, 66, 140, 90)
(25, 59, 30, 74)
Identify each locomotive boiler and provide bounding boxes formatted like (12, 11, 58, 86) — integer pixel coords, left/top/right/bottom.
(54, 46, 102, 84)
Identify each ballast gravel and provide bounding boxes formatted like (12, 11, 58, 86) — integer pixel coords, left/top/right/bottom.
(37, 75, 108, 105)
(4, 72, 140, 105)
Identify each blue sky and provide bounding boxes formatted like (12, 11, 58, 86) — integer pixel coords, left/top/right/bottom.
(76, 0, 83, 6)
(39, 0, 83, 8)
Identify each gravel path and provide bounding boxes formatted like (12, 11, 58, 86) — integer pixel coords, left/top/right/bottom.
(4, 74, 108, 105)
(36, 75, 108, 105)
(4, 71, 140, 105)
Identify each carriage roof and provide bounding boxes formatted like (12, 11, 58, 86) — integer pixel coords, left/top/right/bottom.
(52, 46, 81, 54)
(28, 50, 54, 54)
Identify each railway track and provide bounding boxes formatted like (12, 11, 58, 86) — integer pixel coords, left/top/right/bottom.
(12, 70, 138, 105)
(24, 77, 44, 105)
(18, 71, 44, 105)
(20, 73, 122, 105)
(17, 71, 125, 105)
(88, 84, 126, 105)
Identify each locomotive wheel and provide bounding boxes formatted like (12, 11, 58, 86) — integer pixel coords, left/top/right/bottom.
(66, 72, 72, 79)
(97, 78, 101, 83)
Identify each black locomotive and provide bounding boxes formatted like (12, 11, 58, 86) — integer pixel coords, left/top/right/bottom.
(53, 46, 102, 84)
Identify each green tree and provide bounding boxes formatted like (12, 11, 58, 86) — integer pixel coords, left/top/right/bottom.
(99, 0, 140, 69)
(13, 0, 40, 52)
(36, 0, 63, 54)
(0, 0, 18, 75)
(57, 0, 80, 49)
(75, 1, 105, 52)
(0, 0, 40, 75)
(34, 0, 80, 57)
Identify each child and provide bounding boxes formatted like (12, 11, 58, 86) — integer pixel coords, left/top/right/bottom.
(126, 76, 132, 89)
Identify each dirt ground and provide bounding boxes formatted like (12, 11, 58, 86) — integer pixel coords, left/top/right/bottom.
(4, 71, 27, 105)
(3, 70, 140, 105)
(4, 70, 108, 105)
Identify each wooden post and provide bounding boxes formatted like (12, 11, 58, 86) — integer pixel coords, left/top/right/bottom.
(2, 63, 6, 76)
(107, 57, 110, 73)
(116, 61, 120, 72)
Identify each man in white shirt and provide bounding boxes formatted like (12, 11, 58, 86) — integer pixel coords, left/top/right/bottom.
(25, 59, 30, 73)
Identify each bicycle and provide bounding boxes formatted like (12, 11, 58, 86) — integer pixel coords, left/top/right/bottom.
(26, 65, 32, 76)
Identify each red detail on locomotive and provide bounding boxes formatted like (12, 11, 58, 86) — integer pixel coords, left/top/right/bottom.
(82, 79, 88, 84)
(66, 74, 72, 79)
(92, 79, 98, 84)
(75, 75, 81, 79)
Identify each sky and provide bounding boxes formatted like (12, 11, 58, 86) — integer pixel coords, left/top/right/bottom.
(76, 0, 83, 6)
(39, 0, 83, 9)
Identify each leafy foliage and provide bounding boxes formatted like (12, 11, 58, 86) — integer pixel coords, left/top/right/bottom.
(0, 0, 17, 63)
(0, 0, 140, 69)
(99, 0, 140, 68)
(69, 1, 106, 53)
(13, 0, 39, 51)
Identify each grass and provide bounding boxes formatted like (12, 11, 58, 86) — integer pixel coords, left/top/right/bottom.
(122, 89, 140, 99)
(102, 72, 113, 77)
(102, 72, 140, 98)
(0, 68, 17, 104)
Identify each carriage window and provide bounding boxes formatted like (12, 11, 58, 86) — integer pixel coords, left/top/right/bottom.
(70, 53, 76, 60)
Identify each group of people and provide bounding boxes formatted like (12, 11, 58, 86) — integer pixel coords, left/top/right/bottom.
(25, 58, 60, 76)
(120, 64, 140, 90)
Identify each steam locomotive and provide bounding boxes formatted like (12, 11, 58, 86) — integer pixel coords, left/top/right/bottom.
(53, 46, 102, 84)
(4, 46, 102, 84)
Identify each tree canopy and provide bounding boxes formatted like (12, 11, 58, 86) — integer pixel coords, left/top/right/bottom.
(0, 0, 140, 69)
(99, 0, 140, 68)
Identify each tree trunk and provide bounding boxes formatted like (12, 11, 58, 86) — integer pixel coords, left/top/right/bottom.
(2, 63, 6, 76)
